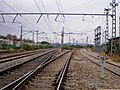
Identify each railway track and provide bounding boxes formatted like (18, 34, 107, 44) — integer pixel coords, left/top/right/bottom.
(0, 50, 74, 90)
(82, 49, 120, 68)
(0, 49, 57, 73)
(0, 49, 51, 63)
(80, 49, 120, 77)
(1, 49, 120, 90)
(0, 49, 53, 59)
(0, 49, 58, 89)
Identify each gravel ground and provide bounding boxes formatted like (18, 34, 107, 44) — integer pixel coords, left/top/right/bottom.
(64, 50, 120, 90)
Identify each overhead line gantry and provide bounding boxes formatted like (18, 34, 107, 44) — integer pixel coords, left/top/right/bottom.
(0, 12, 112, 16)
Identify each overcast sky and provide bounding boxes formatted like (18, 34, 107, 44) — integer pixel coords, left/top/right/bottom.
(0, 0, 120, 44)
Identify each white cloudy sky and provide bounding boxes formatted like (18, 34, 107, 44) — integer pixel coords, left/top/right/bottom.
(0, 0, 120, 44)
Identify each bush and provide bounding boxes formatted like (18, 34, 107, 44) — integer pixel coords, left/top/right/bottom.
(23, 43, 32, 50)
(38, 44, 53, 49)
(63, 45, 74, 50)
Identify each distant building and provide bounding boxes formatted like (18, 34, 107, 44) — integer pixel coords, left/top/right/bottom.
(94, 26, 101, 46)
(0, 39, 21, 49)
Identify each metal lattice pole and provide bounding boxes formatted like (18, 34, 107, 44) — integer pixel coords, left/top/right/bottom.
(104, 8, 111, 54)
(20, 26, 23, 49)
(104, 9, 110, 44)
(110, 0, 118, 55)
(61, 27, 64, 52)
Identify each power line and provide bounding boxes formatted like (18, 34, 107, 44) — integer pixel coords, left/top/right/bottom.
(0, 24, 18, 32)
(1, 0, 39, 30)
(56, 0, 70, 33)
(41, 0, 56, 32)
(40, 0, 57, 39)
(58, 0, 71, 31)
(0, 9, 32, 30)
(1, 0, 17, 12)
(34, 0, 57, 39)
(118, 0, 120, 3)
(63, 0, 96, 11)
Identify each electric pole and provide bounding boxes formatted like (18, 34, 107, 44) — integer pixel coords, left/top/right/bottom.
(31, 31, 34, 50)
(86, 36, 89, 47)
(104, 8, 111, 53)
(69, 35, 70, 45)
(36, 31, 38, 45)
(104, 8, 110, 43)
(110, 0, 118, 55)
(61, 27, 64, 52)
(119, 16, 120, 51)
(20, 26, 23, 49)
(33, 32, 34, 50)
(73, 38, 75, 46)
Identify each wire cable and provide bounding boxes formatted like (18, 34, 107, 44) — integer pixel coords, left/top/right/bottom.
(40, 0, 57, 39)
(34, 0, 57, 40)
(56, 0, 70, 33)
(1, 0, 39, 30)
(0, 8, 32, 30)
(0, 24, 18, 32)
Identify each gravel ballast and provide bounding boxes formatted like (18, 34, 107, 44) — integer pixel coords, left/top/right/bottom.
(64, 50, 120, 90)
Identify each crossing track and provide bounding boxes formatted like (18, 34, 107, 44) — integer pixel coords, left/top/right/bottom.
(0, 50, 74, 90)
(0, 49, 58, 89)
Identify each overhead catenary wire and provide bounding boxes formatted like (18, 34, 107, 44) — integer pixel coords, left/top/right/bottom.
(40, 0, 58, 39)
(1, 0, 39, 30)
(55, 0, 71, 33)
(58, 0, 71, 32)
(0, 24, 18, 32)
(1, 0, 17, 12)
(34, 0, 57, 40)
(0, 0, 114, 44)
(0, 8, 32, 30)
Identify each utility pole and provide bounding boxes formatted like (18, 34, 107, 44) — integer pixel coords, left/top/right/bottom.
(36, 31, 38, 45)
(20, 26, 23, 49)
(104, 8, 110, 44)
(104, 8, 111, 53)
(69, 35, 70, 45)
(61, 27, 64, 52)
(110, 0, 118, 56)
(32, 32, 34, 50)
(86, 36, 88, 47)
(73, 38, 75, 46)
(31, 31, 34, 50)
(119, 16, 120, 51)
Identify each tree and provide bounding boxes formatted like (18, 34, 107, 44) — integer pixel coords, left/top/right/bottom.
(0, 35, 6, 39)
(41, 41, 50, 45)
(6, 34, 17, 40)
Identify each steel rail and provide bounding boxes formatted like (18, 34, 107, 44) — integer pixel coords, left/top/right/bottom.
(0, 50, 70, 90)
(0, 50, 50, 63)
(80, 50, 120, 77)
(0, 49, 49, 59)
(0, 71, 32, 90)
(56, 50, 75, 90)
(0, 49, 57, 74)
(83, 50, 120, 68)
